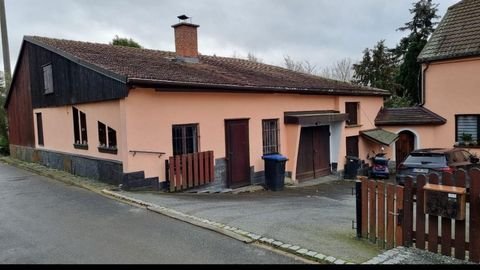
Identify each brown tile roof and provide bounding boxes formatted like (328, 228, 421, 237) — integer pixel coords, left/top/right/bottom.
(25, 36, 389, 96)
(375, 106, 446, 126)
(418, 0, 480, 62)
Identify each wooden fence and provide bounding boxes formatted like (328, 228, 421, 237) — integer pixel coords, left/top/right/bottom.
(166, 151, 215, 192)
(357, 168, 480, 263)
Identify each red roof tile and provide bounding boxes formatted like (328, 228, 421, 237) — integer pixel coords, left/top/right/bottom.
(27, 36, 389, 96)
(375, 106, 446, 126)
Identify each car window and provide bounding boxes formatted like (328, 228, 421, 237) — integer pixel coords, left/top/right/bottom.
(404, 154, 446, 164)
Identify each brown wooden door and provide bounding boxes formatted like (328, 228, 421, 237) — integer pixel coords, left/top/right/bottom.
(396, 131, 415, 167)
(296, 126, 331, 181)
(225, 119, 251, 188)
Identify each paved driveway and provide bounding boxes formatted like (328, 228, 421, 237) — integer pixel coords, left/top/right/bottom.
(120, 180, 383, 263)
(0, 162, 302, 264)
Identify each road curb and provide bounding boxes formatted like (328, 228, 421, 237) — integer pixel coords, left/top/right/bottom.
(101, 189, 353, 265)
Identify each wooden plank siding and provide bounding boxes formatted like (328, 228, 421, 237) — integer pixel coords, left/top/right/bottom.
(26, 42, 127, 109)
(454, 170, 467, 260)
(167, 151, 215, 192)
(386, 184, 395, 249)
(428, 174, 440, 253)
(6, 46, 35, 147)
(359, 171, 480, 262)
(415, 175, 427, 250)
(469, 169, 480, 263)
(441, 173, 454, 256)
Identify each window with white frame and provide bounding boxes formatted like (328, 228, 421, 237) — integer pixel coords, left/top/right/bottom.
(456, 115, 479, 144)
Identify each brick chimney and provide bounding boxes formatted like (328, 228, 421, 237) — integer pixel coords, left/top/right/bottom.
(172, 15, 199, 61)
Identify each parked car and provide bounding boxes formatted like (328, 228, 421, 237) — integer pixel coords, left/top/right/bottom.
(396, 148, 480, 187)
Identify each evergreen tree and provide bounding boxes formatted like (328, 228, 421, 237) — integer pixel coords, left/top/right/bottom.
(395, 0, 440, 104)
(110, 35, 142, 48)
(352, 40, 400, 93)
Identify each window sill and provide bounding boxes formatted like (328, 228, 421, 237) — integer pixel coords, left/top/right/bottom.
(73, 144, 88, 150)
(98, 147, 118, 155)
(346, 124, 362, 129)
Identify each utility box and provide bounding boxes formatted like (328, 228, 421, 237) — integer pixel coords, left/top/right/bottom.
(424, 183, 466, 220)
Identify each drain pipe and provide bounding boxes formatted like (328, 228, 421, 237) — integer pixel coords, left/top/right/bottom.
(419, 62, 430, 107)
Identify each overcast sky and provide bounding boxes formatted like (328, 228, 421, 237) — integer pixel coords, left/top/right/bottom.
(3, 0, 459, 72)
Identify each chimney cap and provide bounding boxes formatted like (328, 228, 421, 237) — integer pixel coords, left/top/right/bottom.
(177, 14, 190, 20)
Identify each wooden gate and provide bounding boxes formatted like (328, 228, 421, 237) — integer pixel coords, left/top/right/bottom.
(167, 151, 215, 192)
(357, 168, 480, 263)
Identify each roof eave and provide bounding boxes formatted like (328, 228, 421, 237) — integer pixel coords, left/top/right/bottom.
(418, 52, 480, 63)
(375, 121, 446, 126)
(127, 78, 391, 97)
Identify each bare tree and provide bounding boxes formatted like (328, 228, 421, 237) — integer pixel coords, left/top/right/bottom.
(247, 52, 262, 63)
(283, 55, 317, 75)
(230, 51, 263, 63)
(320, 58, 353, 82)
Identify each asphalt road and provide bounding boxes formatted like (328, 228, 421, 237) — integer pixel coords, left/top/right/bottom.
(0, 163, 302, 264)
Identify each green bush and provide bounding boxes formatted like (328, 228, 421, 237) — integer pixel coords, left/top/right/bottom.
(0, 135, 8, 156)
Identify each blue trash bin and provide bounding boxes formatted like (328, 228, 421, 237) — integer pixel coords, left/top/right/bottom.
(262, 154, 289, 191)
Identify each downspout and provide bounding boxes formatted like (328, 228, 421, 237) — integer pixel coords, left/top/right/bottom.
(419, 62, 430, 107)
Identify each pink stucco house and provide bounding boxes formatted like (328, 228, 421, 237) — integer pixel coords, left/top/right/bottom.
(5, 16, 391, 190)
(375, 0, 480, 167)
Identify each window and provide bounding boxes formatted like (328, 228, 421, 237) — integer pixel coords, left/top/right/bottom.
(98, 122, 107, 147)
(72, 107, 88, 149)
(262, 119, 280, 155)
(98, 121, 117, 154)
(43, 64, 54, 94)
(172, 124, 199, 156)
(456, 115, 480, 144)
(345, 102, 359, 126)
(36, 113, 44, 146)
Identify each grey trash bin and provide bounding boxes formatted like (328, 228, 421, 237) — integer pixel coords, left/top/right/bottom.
(344, 156, 361, 179)
(262, 154, 288, 191)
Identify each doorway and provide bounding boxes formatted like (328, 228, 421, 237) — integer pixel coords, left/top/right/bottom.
(225, 119, 251, 188)
(395, 130, 415, 167)
(296, 126, 331, 181)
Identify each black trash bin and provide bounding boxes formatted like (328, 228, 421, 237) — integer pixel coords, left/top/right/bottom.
(344, 156, 361, 179)
(262, 154, 288, 191)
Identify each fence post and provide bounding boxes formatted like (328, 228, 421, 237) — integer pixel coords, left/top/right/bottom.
(454, 169, 467, 260)
(369, 180, 377, 243)
(356, 179, 362, 238)
(395, 185, 404, 247)
(441, 172, 454, 257)
(403, 176, 414, 247)
(361, 177, 369, 238)
(386, 184, 395, 249)
(377, 181, 386, 249)
(469, 168, 480, 263)
(428, 173, 440, 253)
(416, 174, 427, 250)
(165, 159, 170, 191)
